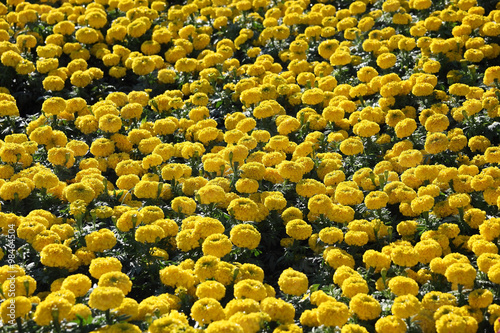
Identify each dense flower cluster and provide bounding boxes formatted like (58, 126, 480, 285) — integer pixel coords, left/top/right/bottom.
(1, 0, 500, 332)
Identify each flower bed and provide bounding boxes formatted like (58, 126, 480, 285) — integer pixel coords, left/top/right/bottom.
(1, 0, 500, 332)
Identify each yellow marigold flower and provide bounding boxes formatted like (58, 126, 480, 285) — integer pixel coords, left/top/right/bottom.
(176, 229, 201, 252)
(205, 320, 243, 333)
(448, 193, 471, 209)
(414, 239, 442, 264)
(61, 274, 92, 297)
(330, 50, 351, 66)
(171, 196, 196, 215)
(485, 146, 500, 164)
(229, 311, 270, 333)
(42, 97, 66, 116)
(424, 113, 449, 133)
(40, 244, 73, 268)
(412, 82, 434, 96)
(376, 53, 397, 69)
(344, 230, 369, 246)
(135, 225, 165, 243)
(74, 114, 98, 134)
(444, 262, 476, 290)
(317, 300, 349, 327)
(159, 265, 194, 289)
(317, 227, 342, 245)
(0, 296, 31, 323)
(42, 75, 65, 92)
(227, 198, 259, 221)
(340, 274, 369, 298)
(295, 179, 326, 198)
(230, 224, 261, 250)
(388, 276, 419, 296)
(224, 299, 260, 319)
(90, 138, 115, 157)
(190, 298, 225, 325)
(391, 245, 419, 267)
(0, 181, 31, 201)
(425, 132, 448, 154)
(63, 183, 95, 204)
(318, 39, 339, 59)
(349, 294, 381, 321)
(195, 280, 225, 301)
(322, 105, 344, 123)
(232, 279, 267, 301)
(464, 48, 484, 62)
(483, 66, 500, 86)
(300, 309, 320, 327)
(363, 249, 391, 272)
(468, 289, 493, 309)
(335, 185, 364, 206)
(88, 286, 124, 311)
(278, 268, 308, 296)
(301, 88, 325, 105)
(85, 228, 116, 252)
(89, 257, 122, 279)
(324, 247, 355, 269)
(115, 174, 138, 191)
(353, 120, 380, 137)
(0, 274, 34, 299)
(435, 313, 477, 333)
(134, 180, 161, 199)
(363, 190, 388, 210)
(398, 149, 423, 168)
(339, 137, 364, 155)
(375, 315, 407, 333)
(260, 297, 295, 324)
(33, 298, 72, 326)
(0, 99, 20, 116)
(195, 184, 224, 205)
(235, 178, 259, 194)
(390, 294, 421, 319)
(98, 271, 132, 296)
(202, 233, 232, 258)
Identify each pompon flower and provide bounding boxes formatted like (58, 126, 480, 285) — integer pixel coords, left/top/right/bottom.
(98, 272, 132, 295)
(40, 244, 73, 268)
(278, 268, 308, 296)
(190, 298, 225, 325)
(230, 224, 261, 250)
(0, 181, 31, 201)
(392, 294, 422, 319)
(468, 289, 493, 309)
(375, 315, 407, 333)
(227, 198, 259, 221)
(63, 183, 95, 204)
(206, 321, 244, 333)
(350, 294, 381, 320)
(202, 233, 232, 257)
(88, 287, 125, 311)
(0, 296, 31, 323)
(260, 297, 295, 324)
(285, 219, 312, 240)
(89, 257, 123, 279)
(33, 299, 72, 326)
(340, 137, 364, 155)
(61, 274, 92, 297)
(484, 66, 500, 86)
(171, 196, 197, 215)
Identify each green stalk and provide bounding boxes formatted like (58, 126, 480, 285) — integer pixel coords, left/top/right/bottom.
(16, 318, 24, 333)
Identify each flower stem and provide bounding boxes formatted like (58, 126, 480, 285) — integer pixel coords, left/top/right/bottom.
(16, 318, 24, 333)
(105, 309, 112, 325)
(422, 211, 430, 226)
(52, 309, 61, 333)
